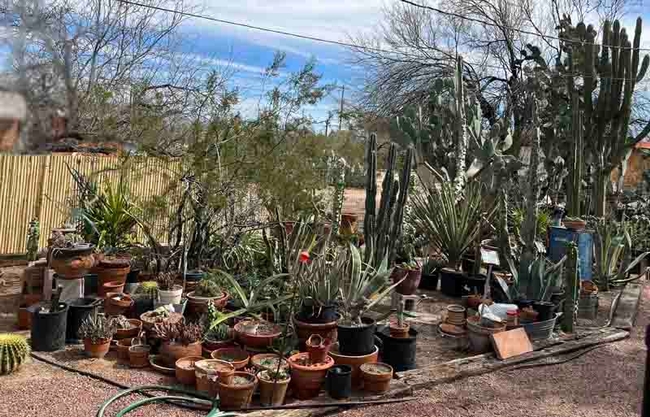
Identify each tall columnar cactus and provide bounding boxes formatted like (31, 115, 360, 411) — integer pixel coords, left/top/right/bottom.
(0, 333, 30, 375)
(453, 55, 468, 194)
(363, 134, 414, 269)
(562, 244, 579, 333)
(26, 219, 40, 262)
(561, 17, 650, 216)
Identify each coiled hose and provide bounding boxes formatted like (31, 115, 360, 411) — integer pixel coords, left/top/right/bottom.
(95, 385, 238, 417)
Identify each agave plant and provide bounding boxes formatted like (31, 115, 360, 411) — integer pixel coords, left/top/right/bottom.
(410, 181, 488, 271)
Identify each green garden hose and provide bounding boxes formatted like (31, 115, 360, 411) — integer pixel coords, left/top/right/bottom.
(95, 385, 237, 417)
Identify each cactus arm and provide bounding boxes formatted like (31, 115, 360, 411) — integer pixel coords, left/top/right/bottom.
(364, 134, 377, 264)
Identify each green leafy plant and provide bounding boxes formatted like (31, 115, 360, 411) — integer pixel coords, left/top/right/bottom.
(78, 312, 117, 344)
(214, 271, 291, 321)
(0, 333, 30, 375)
(509, 255, 567, 301)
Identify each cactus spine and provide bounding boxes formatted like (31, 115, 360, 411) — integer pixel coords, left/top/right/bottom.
(562, 244, 579, 333)
(363, 134, 414, 268)
(0, 333, 30, 375)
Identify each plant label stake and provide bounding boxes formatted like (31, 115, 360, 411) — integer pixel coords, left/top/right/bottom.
(480, 246, 500, 301)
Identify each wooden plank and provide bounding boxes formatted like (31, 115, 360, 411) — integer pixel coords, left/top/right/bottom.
(610, 284, 643, 330)
(490, 328, 533, 360)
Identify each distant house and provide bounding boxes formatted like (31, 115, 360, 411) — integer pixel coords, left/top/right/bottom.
(0, 91, 27, 152)
(612, 141, 650, 191)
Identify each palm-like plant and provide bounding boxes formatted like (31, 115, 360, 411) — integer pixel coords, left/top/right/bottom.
(410, 182, 486, 271)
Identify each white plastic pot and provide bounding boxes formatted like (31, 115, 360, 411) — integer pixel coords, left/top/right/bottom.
(158, 286, 183, 305)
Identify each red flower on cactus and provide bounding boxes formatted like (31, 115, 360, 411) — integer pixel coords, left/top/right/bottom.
(299, 251, 310, 264)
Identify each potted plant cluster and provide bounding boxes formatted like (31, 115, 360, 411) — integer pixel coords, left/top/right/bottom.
(48, 231, 95, 279)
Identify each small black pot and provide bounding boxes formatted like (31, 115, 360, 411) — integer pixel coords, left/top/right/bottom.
(31, 302, 69, 352)
(298, 303, 338, 324)
(465, 274, 486, 295)
(337, 317, 378, 356)
(185, 271, 205, 282)
(376, 326, 418, 372)
(126, 269, 141, 283)
(418, 272, 439, 291)
(439, 268, 466, 297)
(327, 365, 352, 399)
(66, 297, 100, 343)
(84, 274, 98, 296)
(532, 301, 556, 322)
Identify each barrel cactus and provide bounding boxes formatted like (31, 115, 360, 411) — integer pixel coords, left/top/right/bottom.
(0, 333, 30, 375)
(135, 281, 159, 299)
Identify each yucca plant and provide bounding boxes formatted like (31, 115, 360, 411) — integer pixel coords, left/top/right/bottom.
(0, 334, 30, 375)
(411, 182, 487, 271)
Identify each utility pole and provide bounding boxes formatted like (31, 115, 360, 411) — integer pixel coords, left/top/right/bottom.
(338, 86, 345, 131)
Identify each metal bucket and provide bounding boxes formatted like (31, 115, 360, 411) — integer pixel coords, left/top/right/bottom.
(522, 313, 560, 341)
(466, 316, 506, 353)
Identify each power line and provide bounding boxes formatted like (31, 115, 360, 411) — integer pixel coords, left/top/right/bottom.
(397, 0, 650, 52)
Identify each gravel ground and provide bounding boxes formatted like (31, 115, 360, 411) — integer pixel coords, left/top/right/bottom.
(339, 284, 650, 417)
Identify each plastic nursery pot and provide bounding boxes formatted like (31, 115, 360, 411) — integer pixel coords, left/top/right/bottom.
(195, 359, 235, 396)
(258, 370, 291, 406)
(234, 320, 282, 349)
(131, 297, 155, 319)
(306, 334, 332, 364)
(158, 286, 183, 305)
(84, 274, 98, 296)
(211, 347, 250, 370)
(83, 337, 112, 359)
(376, 326, 418, 372)
(116, 339, 132, 365)
(101, 280, 125, 297)
(129, 345, 151, 368)
(126, 269, 141, 284)
(251, 353, 289, 373)
(175, 355, 204, 386)
(391, 265, 422, 296)
(532, 301, 556, 322)
(337, 317, 378, 356)
(160, 341, 203, 367)
(465, 274, 487, 296)
(327, 365, 352, 400)
(293, 314, 338, 349)
(115, 319, 142, 340)
(104, 292, 133, 316)
(31, 302, 69, 352)
(288, 352, 335, 400)
(418, 272, 439, 291)
(328, 343, 379, 388)
(66, 297, 100, 343)
(360, 362, 393, 394)
(389, 322, 410, 339)
(439, 268, 467, 297)
(298, 302, 339, 324)
(218, 371, 258, 411)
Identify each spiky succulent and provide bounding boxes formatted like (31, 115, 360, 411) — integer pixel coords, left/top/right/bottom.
(194, 280, 222, 298)
(0, 333, 30, 375)
(78, 312, 117, 344)
(156, 272, 178, 291)
(135, 281, 159, 299)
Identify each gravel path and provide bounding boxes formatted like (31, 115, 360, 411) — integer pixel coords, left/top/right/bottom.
(339, 284, 650, 417)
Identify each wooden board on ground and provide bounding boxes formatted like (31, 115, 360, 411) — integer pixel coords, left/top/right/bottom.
(610, 284, 643, 330)
(490, 328, 533, 360)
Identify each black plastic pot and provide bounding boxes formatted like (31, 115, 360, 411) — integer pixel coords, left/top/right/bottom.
(298, 303, 338, 324)
(377, 326, 417, 372)
(185, 271, 205, 282)
(130, 297, 154, 319)
(418, 272, 439, 291)
(516, 299, 534, 310)
(31, 302, 69, 352)
(126, 269, 141, 283)
(66, 297, 100, 343)
(439, 268, 466, 297)
(84, 274, 98, 296)
(532, 301, 556, 322)
(465, 274, 486, 295)
(327, 365, 352, 399)
(337, 317, 378, 356)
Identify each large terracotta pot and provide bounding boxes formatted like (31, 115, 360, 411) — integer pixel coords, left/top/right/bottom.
(292, 314, 338, 349)
(186, 291, 229, 317)
(328, 343, 379, 388)
(160, 341, 202, 367)
(288, 352, 334, 400)
(115, 319, 142, 340)
(258, 372, 290, 406)
(104, 293, 134, 316)
(50, 245, 95, 279)
(391, 265, 422, 295)
(211, 347, 250, 370)
(234, 320, 282, 349)
(97, 258, 131, 288)
(83, 337, 112, 359)
(218, 372, 258, 410)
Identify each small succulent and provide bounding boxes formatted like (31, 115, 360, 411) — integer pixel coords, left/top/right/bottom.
(153, 321, 202, 346)
(156, 272, 178, 291)
(194, 280, 222, 298)
(48, 230, 86, 249)
(113, 315, 132, 330)
(204, 323, 231, 342)
(78, 312, 117, 344)
(0, 334, 30, 375)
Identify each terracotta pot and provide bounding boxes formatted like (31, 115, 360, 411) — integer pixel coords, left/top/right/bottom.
(115, 319, 142, 340)
(360, 362, 393, 394)
(23, 293, 42, 307)
(211, 347, 250, 370)
(519, 307, 539, 323)
(288, 352, 334, 400)
(306, 334, 332, 363)
(258, 372, 290, 406)
(104, 293, 134, 316)
(328, 343, 379, 388)
(117, 339, 132, 365)
(391, 265, 422, 295)
(581, 280, 599, 295)
(218, 371, 258, 410)
(83, 337, 112, 359)
(250, 353, 289, 373)
(129, 345, 151, 368)
(97, 258, 131, 288)
(160, 341, 202, 367)
(175, 355, 204, 386)
(203, 337, 235, 354)
(17, 306, 31, 330)
(186, 291, 229, 317)
(139, 311, 183, 332)
(564, 218, 586, 231)
(293, 314, 338, 348)
(195, 359, 235, 396)
(389, 322, 410, 339)
(100, 280, 125, 297)
(234, 320, 282, 349)
(340, 213, 358, 234)
(446, 304, 467, 326)
(50, 245, 95, 279)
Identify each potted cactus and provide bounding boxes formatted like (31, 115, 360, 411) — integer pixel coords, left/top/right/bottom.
(78, 312, 117, 359)
(0, 333, 30, 375)
(156, 272, 183, 305)
(132, 281, 158, 317)
(186, 280, 228, 317)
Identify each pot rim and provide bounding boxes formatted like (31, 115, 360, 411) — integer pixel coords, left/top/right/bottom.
(328, 343, 379, 359)
(288, 352, 334, 371)
(175, 355, 205, 370)
(129, 345, 151, 353)
(293, 313, 340, 327)
(195, 358, 236, 374)
(360, 362, 393, 376)
(218, 371, 257, 389)
(211, 347, 250, 364)
(258, 371, 291, 383)
(159, 285, 184, 294)
(336, 316, 375, 330)
(186, 291, 228, 301)
(234, 320, 282, 338)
